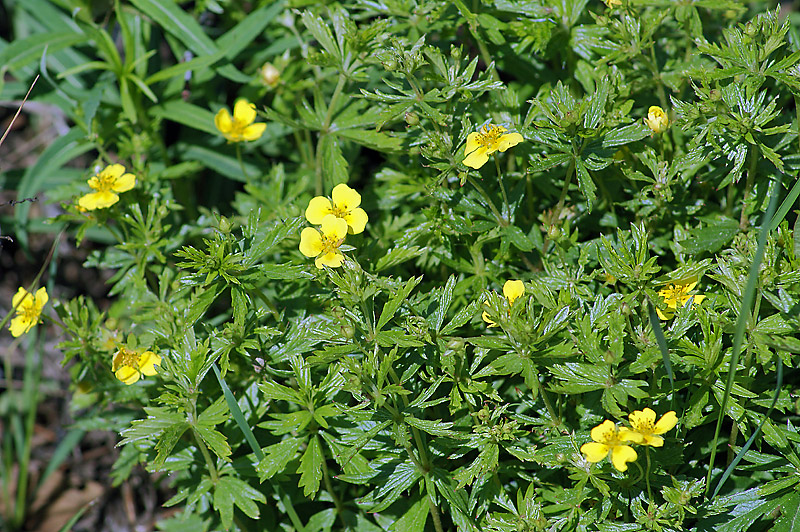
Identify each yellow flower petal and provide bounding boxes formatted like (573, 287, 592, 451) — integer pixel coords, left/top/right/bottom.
(215, 108, 233, 134)
(332, 183, 362, 210)
(12, 287, 29, 308)
(464, 132, 482, 155)
(233, 99, 257, 124)
(481, 310, 497, 327)
(463, 146, 490, 169)
(105, 164, 126, 180)
(502, 280, 525, 304)
(590, 420, 617, 442)
(115, 366, 141, 385)
(241, 123, 266, 142)
(580, 442, 610, 463)
(306, 196, 334, 225)
(79, 190, 119, 210)
(299, 228, 324, 258)
(138, 351, 162, 376)
(610, 445, 638, 472)
(654, 411, 678, 434)
(10, 316, 31, 337)
(321, 214, 348, 241)
(315, 250, 345, 269)
(497, 132, 524, 152)
(343, 207, 368, 234)
(617, 427, 644, 443)
(630, 407, 656, 426)
(112, 172, 136, 193)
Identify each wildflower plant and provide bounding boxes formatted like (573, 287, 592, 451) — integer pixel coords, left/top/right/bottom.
(4, 1, 800, 531)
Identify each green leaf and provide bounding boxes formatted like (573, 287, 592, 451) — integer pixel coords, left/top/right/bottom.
(319, 134, 349, 189)
(404, 416, 464, 439)
(301, 10, 341, 63)
(215, 1, 285, 60)
(298, 435, 324, 498)
(256, 438, 304, 482)
(193, 425, 231, 461)
(388, 496, 429, 532)
(603, 123, 651, 147)
(377, 276, 422, 331)
(150, 100, 218, 135)
(527, 152, 572, 173)
(679, 217, 739, 254)
(213, 476, 265, 529)
(575, 159, 596, 212)
(503, 225, 534, 252)
(0, 31, 87, 72)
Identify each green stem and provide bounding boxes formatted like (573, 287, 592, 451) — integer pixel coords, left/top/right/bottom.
(648, 46, 669, 111)
(318, 435, 346, 527)
(555, 160, 575, 216)
(645, 447, 653, 502)
(315, 74, 348, 195)
(235, 143, 250, 181)
(739, 145, 758, 230)
(495, 157, 511, 221)
(466, 175, 507, 227)
(192, 428, 218, 483)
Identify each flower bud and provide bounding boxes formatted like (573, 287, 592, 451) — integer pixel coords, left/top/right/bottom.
(259, 63, 280, 88)
(404, 111, 419, 126)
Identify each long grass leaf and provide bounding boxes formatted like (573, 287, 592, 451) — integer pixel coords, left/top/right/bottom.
(706, 174, 782, 497)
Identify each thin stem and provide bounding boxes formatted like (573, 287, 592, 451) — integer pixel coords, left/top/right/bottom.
(318, 435, 346, 528)
(495, 156, 511, 221)
(466, 175, 507, 226)
(739, 145, 758, 230)
(193, 428, 218, 483)
(555, 160, 575, 217)
(648, 46, 669, 111)
(235, 143, 250, 181)
(645, 448, 653, 502)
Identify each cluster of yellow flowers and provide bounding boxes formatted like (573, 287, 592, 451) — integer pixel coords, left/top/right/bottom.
(581, 408, 678, 471)
(482, 280, 525, 327)
(300, 184, 368, 268)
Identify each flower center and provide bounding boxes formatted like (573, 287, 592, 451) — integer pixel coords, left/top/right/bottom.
(601, 427, 621, 445)
(476, 125, 504, 147)
(632, 419, 654, 433)
(117, 347, 140, 369)
(20, 302, 38, 321)
(93, 171, 116, 193)
(664, 285, 687, 305)
(320, 233, 343, 255)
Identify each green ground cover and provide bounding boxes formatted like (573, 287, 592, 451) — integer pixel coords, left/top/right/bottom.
(2, 0, 800, 530)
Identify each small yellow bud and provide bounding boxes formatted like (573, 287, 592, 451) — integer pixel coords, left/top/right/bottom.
(644, 106, 669, 134)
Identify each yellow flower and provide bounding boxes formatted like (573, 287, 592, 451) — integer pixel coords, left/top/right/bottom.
(112, 347, 162, 385)
(604, 0, 622, 7)
(9, 287, 48, 337)
(656, 278, 706, 320)
(299, 214, 349, 269)
(580, 420, 643, 472)
(305, 184, 368, 234)
(259, 63, 280, 88)
(627, 408, 678, 447)
(214, 99, 266, 142)
(462, 124, 524, 169)
(644, 106, 669, 134)
(482, 280, 525, 327)
(78, 164, 136, 211)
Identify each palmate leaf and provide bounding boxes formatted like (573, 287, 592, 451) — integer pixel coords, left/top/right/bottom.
(213, 475, 265, 529)
(256, 438, 304, 482)
(357, 460, 422, 513)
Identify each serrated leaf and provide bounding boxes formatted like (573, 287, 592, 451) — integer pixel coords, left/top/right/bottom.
(193, 425, 231, 461)
(404, 416, 464, 439)
(377, 276, 422, 331)
(389, 496, 429, 532)
(298, 435, 324, 498)
(575, 159, 596, 212)
(319, 133, 349, 189)
(213, 476, 265, 529)
(256, 438, 304, 481)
